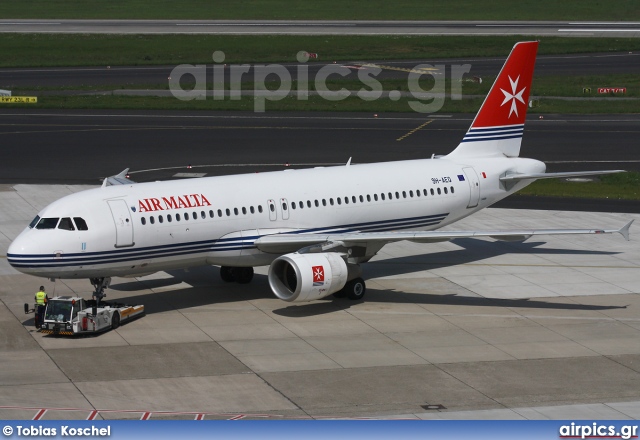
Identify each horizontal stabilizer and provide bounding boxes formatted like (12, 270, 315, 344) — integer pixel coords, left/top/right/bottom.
(102, 168, 135, 187)
(500, 170, 626, 182)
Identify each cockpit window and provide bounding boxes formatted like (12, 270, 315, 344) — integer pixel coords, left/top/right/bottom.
(29, 215, 41, 229)
(73, 217, 88, 231)
(58, 218, 75, 231)
(36, 218, 59, 230)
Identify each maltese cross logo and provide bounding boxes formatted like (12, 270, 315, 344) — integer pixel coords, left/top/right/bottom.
(312, 265, 324, 285)
(500, 75, 526, 118)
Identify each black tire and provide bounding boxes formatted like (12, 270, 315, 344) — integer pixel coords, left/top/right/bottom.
(111, 312, 120, 330)
(235, 267, 254, 284)
(346, 278, 366, 301)
(220, 266, 235, 282)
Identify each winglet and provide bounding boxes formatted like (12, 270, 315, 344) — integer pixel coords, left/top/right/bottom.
(618, 220, 633, 241)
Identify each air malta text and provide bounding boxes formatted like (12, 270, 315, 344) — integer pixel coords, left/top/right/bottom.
(138, 194, 212, 213)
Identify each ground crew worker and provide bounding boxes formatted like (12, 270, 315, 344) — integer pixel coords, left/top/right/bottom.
(34, 286, 48, 328)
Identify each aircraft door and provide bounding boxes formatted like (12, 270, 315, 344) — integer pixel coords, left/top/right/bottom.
(267, 199, 277, 221)
(280, 198, 290, 220)
(107, 199, 134, 248)
(462, 167, 480, 208)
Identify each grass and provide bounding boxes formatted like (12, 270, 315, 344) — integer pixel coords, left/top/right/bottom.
(1, 0, 639, 20)
(2, 34, 640, 68)
(12, 74, 640, 101)
(460, 74, 640, 98)
(4, 94, 639, 114)
(518, 172, 640, 200)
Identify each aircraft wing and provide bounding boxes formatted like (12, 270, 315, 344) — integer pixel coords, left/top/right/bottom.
(254, 220, 633, 254)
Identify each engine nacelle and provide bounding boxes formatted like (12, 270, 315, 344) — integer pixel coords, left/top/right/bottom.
(268, 252, 348, 302)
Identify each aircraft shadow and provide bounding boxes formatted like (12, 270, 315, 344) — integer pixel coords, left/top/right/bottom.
(106, 239, 624, 317)
(362, 238, 618, 278)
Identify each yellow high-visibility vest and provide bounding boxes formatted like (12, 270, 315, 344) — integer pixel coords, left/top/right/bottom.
(35, 291, 47, 305)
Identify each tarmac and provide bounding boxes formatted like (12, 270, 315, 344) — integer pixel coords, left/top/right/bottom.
(1, 184, 640, 420)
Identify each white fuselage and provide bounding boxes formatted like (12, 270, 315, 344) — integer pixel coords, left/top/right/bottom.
(7, 155, 544, 279)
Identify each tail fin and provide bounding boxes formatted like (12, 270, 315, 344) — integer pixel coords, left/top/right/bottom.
(448, 41, 538, 158)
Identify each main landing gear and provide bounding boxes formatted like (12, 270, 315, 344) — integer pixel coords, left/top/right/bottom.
(220, 266, 254, 284)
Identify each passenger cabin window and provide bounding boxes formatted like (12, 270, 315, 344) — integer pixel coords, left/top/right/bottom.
(58, 218, 75, 231)
(36, 218, 59, 230)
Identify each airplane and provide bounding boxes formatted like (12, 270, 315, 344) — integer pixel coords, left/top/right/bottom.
(7, 41, 633, 304)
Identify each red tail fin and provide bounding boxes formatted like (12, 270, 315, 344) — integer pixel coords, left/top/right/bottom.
(448, 41, 538, 158)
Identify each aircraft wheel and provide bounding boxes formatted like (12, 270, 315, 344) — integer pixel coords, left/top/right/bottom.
(235, 267, 254, 284)
(111, 312, 120, 330)
(220, 266, 235, 282)
(346, 278, 366, 301)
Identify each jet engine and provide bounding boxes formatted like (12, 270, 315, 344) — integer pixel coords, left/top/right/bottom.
(268, 252, 348, 302)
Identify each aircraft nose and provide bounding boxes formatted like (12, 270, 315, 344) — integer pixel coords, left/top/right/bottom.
(7, 234, 40, 271)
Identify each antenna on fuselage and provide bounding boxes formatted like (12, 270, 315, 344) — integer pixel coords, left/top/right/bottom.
(346, 157, 352, 166)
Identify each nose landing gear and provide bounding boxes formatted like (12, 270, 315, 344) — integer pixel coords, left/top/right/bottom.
(90, 277, 112, 305)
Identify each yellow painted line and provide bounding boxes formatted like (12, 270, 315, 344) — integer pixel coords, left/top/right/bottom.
(0, 96, 37, 104)
(396, 119, 434, 141)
